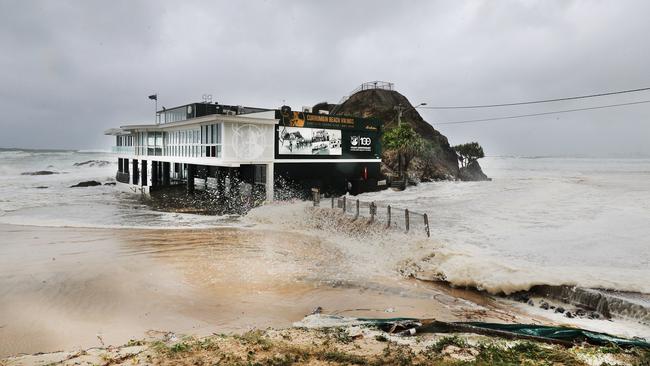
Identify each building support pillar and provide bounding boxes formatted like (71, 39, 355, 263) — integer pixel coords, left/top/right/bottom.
(162, 162, 170, 186)
(132, 159, 138, 185)
(151, 161, 158, 187)
(141, 160, 148, 187)
(229, 168, 238, 195)
(187, 164, 195, 193)
(216, 168, 226, 203)
(265, 163, 274, 202)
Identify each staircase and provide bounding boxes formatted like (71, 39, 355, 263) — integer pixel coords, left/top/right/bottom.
(390, 179, 406, 191)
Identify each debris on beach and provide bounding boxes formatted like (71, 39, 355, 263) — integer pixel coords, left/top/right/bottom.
(296, 314, 650, 349)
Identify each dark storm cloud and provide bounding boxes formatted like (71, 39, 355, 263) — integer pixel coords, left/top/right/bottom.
(1, 0, 649, 156)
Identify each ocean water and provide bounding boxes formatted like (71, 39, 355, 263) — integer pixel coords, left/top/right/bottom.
(1, 150, 649, 295)
(0, 149, 232, 228)
(357, 157, 650, 295)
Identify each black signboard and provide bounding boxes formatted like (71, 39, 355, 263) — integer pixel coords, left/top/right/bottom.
(274, 109, 382, 160)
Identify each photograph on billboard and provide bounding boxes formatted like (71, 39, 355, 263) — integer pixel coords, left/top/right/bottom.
(278, 127, 342, 155)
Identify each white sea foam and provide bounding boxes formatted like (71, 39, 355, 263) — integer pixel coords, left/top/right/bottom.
(355, 157, 650, 294)
(0, 150, 235, 229)
(2, 151, 648, 295)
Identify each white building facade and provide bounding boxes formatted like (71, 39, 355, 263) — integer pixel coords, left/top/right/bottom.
(106, 102, 383, 206)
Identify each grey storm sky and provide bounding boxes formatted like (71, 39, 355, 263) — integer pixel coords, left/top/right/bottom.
(1, 0, 649, 156)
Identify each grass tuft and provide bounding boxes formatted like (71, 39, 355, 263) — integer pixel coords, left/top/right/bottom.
(427, 335, 469, 354)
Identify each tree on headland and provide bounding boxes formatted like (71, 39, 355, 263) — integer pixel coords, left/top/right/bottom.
(453, 142, 484, 168)
(383, 123, 424, 178)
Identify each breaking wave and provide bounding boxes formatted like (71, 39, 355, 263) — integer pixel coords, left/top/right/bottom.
(0, 149, 238, 229)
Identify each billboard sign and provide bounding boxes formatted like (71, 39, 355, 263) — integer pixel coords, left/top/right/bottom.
(278, 127, 342, 156)
(275, 110, 380, 131)
(274, 108, 381, 159)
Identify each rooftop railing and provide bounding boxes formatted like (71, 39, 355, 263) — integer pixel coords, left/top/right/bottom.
(336, 81, 395, 106)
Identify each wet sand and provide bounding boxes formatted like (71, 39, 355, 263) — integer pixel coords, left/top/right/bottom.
(0, 223, 532, 357)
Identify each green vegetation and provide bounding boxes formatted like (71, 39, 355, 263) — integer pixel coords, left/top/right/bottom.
(383, 123, 424, 178)
(453, 141, 485, 168)
(474, 341, 583, 365)
(16, 328, 649, 365)
(374, 334, 389, 342)
(146, 330, 650, 366)
(427, 335, 469, 353)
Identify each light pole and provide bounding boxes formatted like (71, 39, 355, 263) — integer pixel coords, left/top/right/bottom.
(394, 102, 427, 126)
(148, 94, 158, 124)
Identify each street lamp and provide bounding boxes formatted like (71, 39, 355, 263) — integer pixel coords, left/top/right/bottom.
(148, 94, 158, 124)
(394, 102, 427, 126)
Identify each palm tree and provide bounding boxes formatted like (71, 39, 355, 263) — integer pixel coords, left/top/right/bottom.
(383, 123, 424, 179)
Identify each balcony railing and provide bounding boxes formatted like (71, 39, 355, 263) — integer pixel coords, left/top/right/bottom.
(113, 144, 222, 158)
(111, 146, 135, 154)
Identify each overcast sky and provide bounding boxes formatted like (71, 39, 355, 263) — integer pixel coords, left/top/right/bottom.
(1, 0, 649, 156)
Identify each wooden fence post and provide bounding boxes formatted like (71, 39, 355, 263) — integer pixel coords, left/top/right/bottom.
(331, 196, 335, 209)
(355, 199, 360, 220)
(387, 205, 391, 228)
(423, 213, 430, 237)
(311, 188, 320, 207)
(369, 202, 376, 222)
(405, 209, 410, 232)
(342, 196, 346, 212)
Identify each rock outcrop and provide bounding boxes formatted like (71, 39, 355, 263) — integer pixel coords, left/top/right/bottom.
(21, 170, 58, 175)
(459, 160, 491, 181)
(73, 160, 111, 167)
(324, 88, 460, 180)
(70, 180, 102, 188)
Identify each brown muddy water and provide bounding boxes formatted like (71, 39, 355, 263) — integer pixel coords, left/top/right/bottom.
(0, 222, 531, 357)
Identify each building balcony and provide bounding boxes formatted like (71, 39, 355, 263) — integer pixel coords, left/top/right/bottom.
(111, 146, 134, 154)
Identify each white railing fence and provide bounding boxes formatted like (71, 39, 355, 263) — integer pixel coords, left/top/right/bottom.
(335, 81, 396, 108)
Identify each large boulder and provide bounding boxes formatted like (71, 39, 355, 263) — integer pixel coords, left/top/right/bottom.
(327, 89, 460, 180)
(70, 180, 102, 188)
(459, 160, 491, 181)
(21, 170, 58, 175)
(73, 160, 111, 167)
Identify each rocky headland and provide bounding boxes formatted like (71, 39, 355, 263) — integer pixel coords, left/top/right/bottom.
(315, 87, 489, 182)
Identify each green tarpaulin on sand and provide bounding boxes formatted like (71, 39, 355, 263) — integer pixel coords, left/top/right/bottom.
(461, 322, 650, 349)
(356, 317, 650, 349)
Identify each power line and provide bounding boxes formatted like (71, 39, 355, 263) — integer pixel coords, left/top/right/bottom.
(434, 99, 650, 125)
(422, 87, 650, 109)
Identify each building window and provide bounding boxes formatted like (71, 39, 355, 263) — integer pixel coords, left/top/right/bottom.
(254, 165, 266, 185)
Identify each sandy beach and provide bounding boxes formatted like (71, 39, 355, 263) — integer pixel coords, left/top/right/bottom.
(0, 218, 543, 358)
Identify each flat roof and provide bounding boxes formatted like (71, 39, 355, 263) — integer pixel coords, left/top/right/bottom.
(118, 112, 278, 131)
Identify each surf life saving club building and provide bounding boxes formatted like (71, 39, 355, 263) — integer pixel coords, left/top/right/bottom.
(106, 101, 383, 203)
